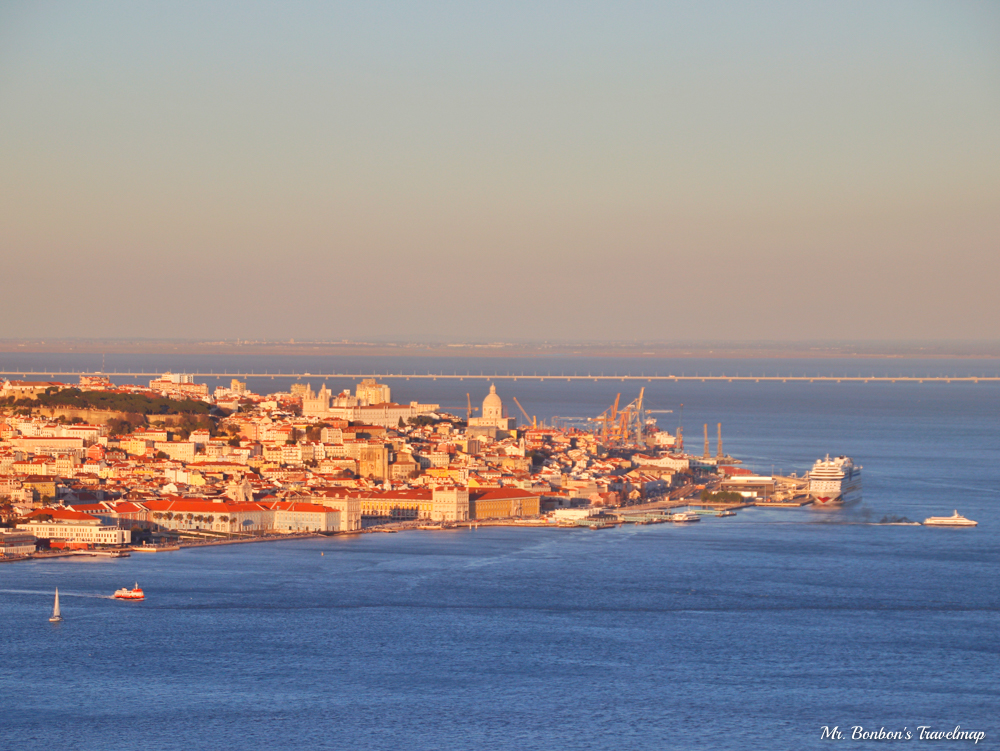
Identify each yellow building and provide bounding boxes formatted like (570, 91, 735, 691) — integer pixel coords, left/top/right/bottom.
(358, 490, 433, 519)
(469, 489, 540, 519)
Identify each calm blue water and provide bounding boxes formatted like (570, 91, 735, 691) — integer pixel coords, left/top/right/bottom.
(1, 355, 998, 750)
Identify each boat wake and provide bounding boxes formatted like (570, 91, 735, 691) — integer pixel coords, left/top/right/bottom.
(805, 521, 921, 526)
(0, 588, 114, 599)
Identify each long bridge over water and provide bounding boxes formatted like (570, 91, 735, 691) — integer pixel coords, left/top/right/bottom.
(1, 371, 996, 384)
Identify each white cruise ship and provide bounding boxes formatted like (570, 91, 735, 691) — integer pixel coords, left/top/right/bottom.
(808, 455, 862, 508)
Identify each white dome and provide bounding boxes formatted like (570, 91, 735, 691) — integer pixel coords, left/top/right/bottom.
(482, 384, 503, 418)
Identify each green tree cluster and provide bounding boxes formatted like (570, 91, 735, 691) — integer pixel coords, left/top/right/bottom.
(106, 415, 146, 435)
(698, 489, 745, 503)
(9, 389, 213, 416)
(407, 415, 437, 427)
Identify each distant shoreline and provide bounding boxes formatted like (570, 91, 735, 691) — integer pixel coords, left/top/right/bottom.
(1, 340, 998, 359)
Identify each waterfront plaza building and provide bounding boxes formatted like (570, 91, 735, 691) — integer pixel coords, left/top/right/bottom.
(17, 508, 130, 546)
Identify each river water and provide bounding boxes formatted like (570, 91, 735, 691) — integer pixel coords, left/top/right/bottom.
(0, 355, 997, 749)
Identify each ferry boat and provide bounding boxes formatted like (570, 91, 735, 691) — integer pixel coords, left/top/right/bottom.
(669, 512, 701, 523)
(808, 455, 862, 508)
(113, 583, 145, 600)
(923, 511, 977, 527)
(585, 521, 616, 529)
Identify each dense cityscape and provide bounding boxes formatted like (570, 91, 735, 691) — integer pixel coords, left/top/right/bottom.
(0, 372, 796, 559)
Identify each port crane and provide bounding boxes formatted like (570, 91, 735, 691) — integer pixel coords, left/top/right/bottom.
(592, 393, 621, 443)
(590, 388, 647, 447)
(511, 396, 537, 429)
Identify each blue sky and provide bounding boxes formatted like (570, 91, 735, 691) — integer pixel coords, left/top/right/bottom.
(1, 1, 998, 342)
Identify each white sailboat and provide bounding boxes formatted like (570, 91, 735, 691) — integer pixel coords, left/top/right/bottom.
(49, 588, 62, 622)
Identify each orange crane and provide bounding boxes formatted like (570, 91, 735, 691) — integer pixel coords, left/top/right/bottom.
(592, 389, 646, 447)
(622, 387, 645, 445)
(512, 396, 536, 429)
(587, 392, 621, 443)
(596, 393, 621, 443)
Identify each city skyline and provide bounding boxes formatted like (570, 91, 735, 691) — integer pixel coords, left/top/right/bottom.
(2, 2, 998, 343)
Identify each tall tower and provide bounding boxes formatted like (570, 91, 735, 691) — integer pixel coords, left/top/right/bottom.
(703, 424, 709, 459)
(716, 422, 723, 459)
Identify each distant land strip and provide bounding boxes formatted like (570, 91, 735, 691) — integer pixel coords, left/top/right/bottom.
(2, 340, 1000, 359)
(0, 371, 997, 383)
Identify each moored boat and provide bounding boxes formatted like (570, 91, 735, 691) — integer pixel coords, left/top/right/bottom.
(113, 583, 145, 600)
(669, 512, 701, 523)
(923, 511, 977, 527)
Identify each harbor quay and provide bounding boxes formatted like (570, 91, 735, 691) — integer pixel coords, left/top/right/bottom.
(0, 371, 853, 559)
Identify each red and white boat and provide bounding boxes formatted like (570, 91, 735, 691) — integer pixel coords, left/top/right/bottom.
(113, 583, 145, 600)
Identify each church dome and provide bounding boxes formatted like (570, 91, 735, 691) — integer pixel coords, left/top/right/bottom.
(482, 384, 502, 418)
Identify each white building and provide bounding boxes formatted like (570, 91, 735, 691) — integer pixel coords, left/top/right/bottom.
(9, 436, 86, 459)
(550, 508, 598, 522)
(0, 531, 37, 556)
(154, 441, 196, 463)
(320, 427, 343, 444)
(324, 402, 440, 428)
(468, 385, 515, 430)
(356, 378, 391, 405)
(631, 453, 690, 471)
(431, 487, 469, 522)
(302, 384, 333, 417)
(270, 502, 341, 532)
(303, 493, 362, 532)
(145, 498, 275, 534)
(17, 509, 131, 545)
(302, 381, 436, 425)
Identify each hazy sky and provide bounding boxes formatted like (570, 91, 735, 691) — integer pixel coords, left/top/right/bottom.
(1, 1, 998, 343)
